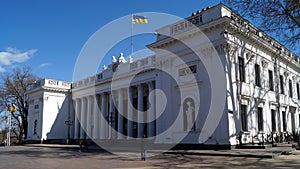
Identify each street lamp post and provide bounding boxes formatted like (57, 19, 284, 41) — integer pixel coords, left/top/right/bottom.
(65, 89, 73, 144)
(7, 109, 11, 147)
(65, 120, 73, 144)
(6, 104, 15, 147)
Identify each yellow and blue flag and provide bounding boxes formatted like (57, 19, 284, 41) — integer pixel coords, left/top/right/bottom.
(132, 15, 148, 24)
(7, 104, 16, 112)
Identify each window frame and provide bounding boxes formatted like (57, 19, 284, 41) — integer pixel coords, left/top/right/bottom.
(257, 107, 264, 131)
(271, 109, 276, 132)
(268, 70, 274, 91)
(241, 104, 248, 131)
(255, 64, 261, 87)
(297, 83, 300, 100)
(280, 75, 284, 94)
(238, 57, 245, 82)
(289, 79, 293, 97)
(282, 111, 287, 131)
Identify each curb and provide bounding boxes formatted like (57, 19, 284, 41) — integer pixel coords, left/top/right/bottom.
(22, 144, 294, 159)
(163, 150, 293, 159)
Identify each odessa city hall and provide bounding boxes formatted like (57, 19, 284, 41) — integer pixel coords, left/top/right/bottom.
(26, 4, 300, 149)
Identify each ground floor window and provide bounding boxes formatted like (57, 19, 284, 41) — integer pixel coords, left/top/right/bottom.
(257, 107, 263, 131)
(241, 104, 247, 131)
(271, 109, 276, 132)
(34, 120, 37, 135)
(282, 111, 287, 131)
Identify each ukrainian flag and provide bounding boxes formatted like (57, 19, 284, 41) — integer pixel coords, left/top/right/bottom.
(132, 15, 148, 24)
(7, 104, 16, 112)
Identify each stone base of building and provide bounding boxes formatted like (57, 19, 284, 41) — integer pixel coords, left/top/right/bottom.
(25, 139, 231, 150)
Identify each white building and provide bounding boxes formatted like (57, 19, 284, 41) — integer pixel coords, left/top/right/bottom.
(27, 4, 300, 148)
(27, 79, 72, 142)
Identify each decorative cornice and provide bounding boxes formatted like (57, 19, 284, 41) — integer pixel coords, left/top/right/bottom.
(227, 13, 300, 68)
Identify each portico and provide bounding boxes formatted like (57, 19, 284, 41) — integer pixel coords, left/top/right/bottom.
(72, 80, 157, 140)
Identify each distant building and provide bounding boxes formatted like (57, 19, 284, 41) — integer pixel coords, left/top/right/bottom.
(27, 4, 300, 147)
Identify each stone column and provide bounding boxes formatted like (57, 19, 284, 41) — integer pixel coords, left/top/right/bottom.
(118, 89, 124, 139)
(80, 97, 87, 139)
(147, 81, 155, 138)
(74, 99, 80, 139)
(109, 92, 115, 139)
(100, 93, 107, 139)
(137, 84, 144, 138)
(93, 94, 99, 139)
(127, 87, 133, 139)
(86, 96, 92, 139)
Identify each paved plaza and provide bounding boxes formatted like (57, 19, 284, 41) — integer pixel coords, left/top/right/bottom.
(0, 144, 300, 169)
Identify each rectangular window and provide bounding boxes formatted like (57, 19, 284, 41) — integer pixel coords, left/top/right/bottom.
(189, 65, 197, 74)
(271, 109, 276, 132)
(297, 83, 300, 99)
(268, 70, 274, 91)
(238, 57, 245, 82)
(282, 111, 287, 131)
(255, 64, 261, 87)
(257, 107, 263, 131)
(34, 120, 37, 135)
(280, 75, 284, 94)
(299, 114, 300, 126)
(289, 79, 293, 97)
(241, 104, 247, 131)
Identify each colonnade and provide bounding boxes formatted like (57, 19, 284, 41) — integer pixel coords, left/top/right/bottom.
(73, 81, 156, 140)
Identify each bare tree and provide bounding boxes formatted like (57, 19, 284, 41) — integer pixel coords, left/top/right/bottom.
(0, 129, 6, 144)
(0, 67, 38, 143)
(223, 0, 300, 53)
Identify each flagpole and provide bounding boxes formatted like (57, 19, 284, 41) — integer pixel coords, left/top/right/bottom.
(131, 14, 134, 58)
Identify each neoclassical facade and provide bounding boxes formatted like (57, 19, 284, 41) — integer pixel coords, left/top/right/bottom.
(27, 4, 300, 147)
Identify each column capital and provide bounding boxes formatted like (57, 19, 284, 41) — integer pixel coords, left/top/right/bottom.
(87, 95, 93, 101)
(148, 81, 154, 88)
(127, 86, 133, 92)
(118, 88, 125, 94)
(75, 98, 81, 103)
(81, 96, 87, 102)
(138, 84, 143, 90)
(94, 93, 100, 99)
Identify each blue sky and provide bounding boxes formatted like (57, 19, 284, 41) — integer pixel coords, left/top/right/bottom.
(0, 0, 219, 82)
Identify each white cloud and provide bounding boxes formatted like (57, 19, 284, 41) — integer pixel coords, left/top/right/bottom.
(0, 47, 37, 71)
(39, 63, 49, 68)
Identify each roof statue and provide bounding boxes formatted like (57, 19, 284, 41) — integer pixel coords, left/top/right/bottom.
(118, 52, 127, 63)
(128, 56, 133, 63)
(103, 65, 107, 70)
(112, 56, 117, 63)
